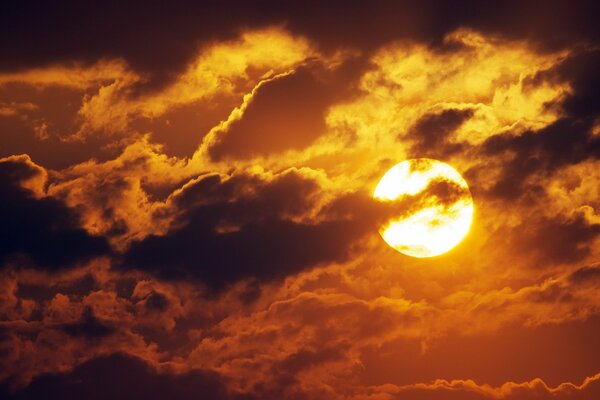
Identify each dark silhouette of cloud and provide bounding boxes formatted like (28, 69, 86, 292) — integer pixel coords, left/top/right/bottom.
(0, 156, 110, 270)
(483, 118, 600, 200)
(0, 353, 252, 400)
(59, 306, 114, 340)
(504, 212, 600, 264)
(2, 1, 599, 90)
(123, 171, 374, 293)
(569, 263, 600, 285)
(556, 50, 600, 118)
(407, 108, 473, 158)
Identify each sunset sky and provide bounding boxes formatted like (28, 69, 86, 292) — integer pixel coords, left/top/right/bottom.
(1, 1, 600, 399)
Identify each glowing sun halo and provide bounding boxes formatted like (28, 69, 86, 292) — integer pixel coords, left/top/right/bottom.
(374, 159, 474, 258)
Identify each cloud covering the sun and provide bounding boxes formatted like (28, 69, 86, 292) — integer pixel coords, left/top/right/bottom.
(1, 2, 600, 399)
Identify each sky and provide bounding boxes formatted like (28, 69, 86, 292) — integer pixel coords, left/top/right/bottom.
(1, 1, 600, 399)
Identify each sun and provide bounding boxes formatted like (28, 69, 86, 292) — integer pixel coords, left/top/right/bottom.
(373, 158, 474, 258)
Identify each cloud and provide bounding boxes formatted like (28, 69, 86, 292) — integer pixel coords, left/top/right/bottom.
(45, 136, 196, 249)
(0, 102, 37, 117)
(0, 60, 132, 89)
(0, 155, 109, 270)
(407, 108, 474, 158)
(0, 353, 250, 400)
(509, 212, 600, 264)
(0, 28, 315, 165)
(59, 306, 114, 340)
(482, 118, 600, 200)
(183, 274, 600, 396)
(355, 372, 600, 400)
(308, 29, 569, 190)
(569, 263, 600, 285)
(1, 240, 599, 394)
(73, 28, 314, 140)
(2, 349, 599, 400)
(1, 1, 598, 78)
(555, 49, 600, 118)
(122, 169, 377, 293)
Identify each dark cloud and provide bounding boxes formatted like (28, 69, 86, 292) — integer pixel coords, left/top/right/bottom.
(257, 344, 349, 398)
(480, 50, 600, 201)
(556, 50, 600, 118)
(425, 178, 471, 206)
(2, 1, 599, 89)
(372, 177, 470, 219)
(0, 353, 251, 400)
(524, 48, 600, 118)
(483, 117, 600, 200)
(123, 204, 369, 294)
(0, 157, 110, 270)
(510, 212, 600, 264)
(17, 274, 97, 302)
(209, 61, 364, 161)
(569, 263, 600, 285)
(407, 108, 473, 158)
(122, 171, 377, 293)
(143, 291, 170, 311)
(171, 170, 321, 223)
(60, 306, 114, 340)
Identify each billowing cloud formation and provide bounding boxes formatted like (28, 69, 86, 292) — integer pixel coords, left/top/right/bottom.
(1, 2, 600, 400)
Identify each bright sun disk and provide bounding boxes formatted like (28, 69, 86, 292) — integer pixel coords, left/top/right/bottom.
(373, 158, 474, 258)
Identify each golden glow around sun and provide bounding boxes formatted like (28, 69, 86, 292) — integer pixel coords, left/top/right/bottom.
(374, 159, 474, 258)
